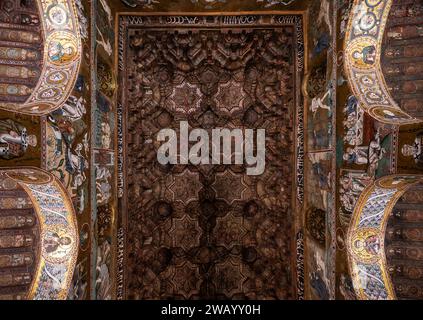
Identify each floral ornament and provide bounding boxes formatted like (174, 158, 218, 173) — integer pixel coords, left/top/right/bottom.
(120, 0, 159, 8)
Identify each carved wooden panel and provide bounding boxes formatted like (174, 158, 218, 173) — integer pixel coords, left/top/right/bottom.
(121, 16, 303, 300)
(381, 0, 423, 118)
(385, 183, 423, 300)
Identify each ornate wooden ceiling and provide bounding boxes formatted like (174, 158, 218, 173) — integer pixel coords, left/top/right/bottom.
(0, 0, 421, 301)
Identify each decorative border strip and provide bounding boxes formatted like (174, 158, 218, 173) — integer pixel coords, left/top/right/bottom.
(344, 0, 421, 125)
(117, 13, 305, 299)
(347, 174, 423, 300)
(0, 0, 82, 115)
(2, 167, 78, 300)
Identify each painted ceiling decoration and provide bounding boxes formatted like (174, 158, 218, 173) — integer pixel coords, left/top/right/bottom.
(344, 0, 422, 125)
(0, 168, 78, 300)
(0, 0, 82, 115)
(347, 175, 423, 300)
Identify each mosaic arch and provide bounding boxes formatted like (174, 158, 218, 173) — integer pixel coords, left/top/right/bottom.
(344, 0, 422, 125)
(347, 174, 423, 300)
(119, 0, 298, 9)
(0, 0, 82, 115)
(0, 168, 78, 300)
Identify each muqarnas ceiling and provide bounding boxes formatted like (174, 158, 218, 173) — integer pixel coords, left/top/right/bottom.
(120, 15, 304, 299)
